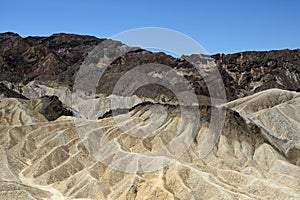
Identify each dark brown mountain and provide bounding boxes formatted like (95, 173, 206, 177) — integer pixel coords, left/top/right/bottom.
(0, 32, 299, 101)
(0, 32, 104, 85)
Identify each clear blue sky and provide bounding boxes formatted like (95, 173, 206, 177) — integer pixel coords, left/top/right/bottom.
(1, 0, 299, 54)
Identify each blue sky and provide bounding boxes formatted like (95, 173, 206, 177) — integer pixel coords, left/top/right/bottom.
(1, 0, 299, 54)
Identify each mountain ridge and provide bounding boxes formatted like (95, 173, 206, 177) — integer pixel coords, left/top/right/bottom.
(1, 32, 300, 101)
(1, 32, 300, 199)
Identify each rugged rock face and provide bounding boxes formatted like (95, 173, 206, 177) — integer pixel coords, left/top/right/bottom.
(34, 95, 73, 121)
(0, 32, 104, 85)
(1, 32, 299, 100)
(0, 32, 300, 200)
(213, 49, 300, 100)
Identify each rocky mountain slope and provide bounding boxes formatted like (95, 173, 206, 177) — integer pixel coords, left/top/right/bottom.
(0, 32, 300, 199)
(1, 32, 300, 100)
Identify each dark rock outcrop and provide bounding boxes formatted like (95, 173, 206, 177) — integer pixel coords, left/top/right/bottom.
(212, 49, 300, 100)
(0, 82, 28, 99)
(0, 32, 104, 85)
(38, 95, 73, 121)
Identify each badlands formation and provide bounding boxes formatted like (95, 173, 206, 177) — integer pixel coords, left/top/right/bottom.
(0, 32, 300, 199)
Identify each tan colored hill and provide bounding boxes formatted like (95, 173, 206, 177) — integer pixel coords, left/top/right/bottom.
(0, 88, 300, 199)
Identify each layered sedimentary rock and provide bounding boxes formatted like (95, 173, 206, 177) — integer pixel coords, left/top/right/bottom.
(0, 33, 300, 200)
(1, 89, 300, 199)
